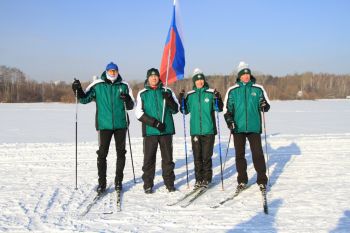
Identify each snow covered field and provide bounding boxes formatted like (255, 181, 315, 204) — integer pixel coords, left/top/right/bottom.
(0, 100, 350, 232)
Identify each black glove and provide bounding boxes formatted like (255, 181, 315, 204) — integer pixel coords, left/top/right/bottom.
(162, 91, 178, 111)
(72, 79, 82, 92)
(213, 89, 223, 111)
(120, 93, 132, 102)
(153, 119, 166, 132)
(162, 92, 172, 101)
(213, 89, 221, 99)
(260, 98, 269, 112)
(178, 90, 185, 101)
(224, 112, 235, 133)
(178, 90, 187, 112)
(72, 79, 85, 98)
(228, 123, 235, 134)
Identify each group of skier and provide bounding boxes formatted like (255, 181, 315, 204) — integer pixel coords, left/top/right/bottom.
(71, 61, 271, 198)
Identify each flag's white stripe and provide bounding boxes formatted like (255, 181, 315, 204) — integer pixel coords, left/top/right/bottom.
(174, 0, 184, 43)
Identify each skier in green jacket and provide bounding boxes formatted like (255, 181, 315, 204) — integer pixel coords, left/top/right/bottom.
(179, 68, 223, 189)
(72, 62, 134, 194)
(135, 68, 179, 194)
(223, 61, 270, 193)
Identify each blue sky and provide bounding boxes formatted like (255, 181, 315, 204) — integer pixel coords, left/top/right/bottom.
(0, 0, 349, 82)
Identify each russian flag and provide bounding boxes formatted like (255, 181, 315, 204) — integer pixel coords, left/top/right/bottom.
(160, 0, 185, 85)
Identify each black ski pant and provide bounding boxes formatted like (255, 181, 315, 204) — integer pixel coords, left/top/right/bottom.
(96, 129, 127, 186)
(191, 134, 215, 183)
(233, 133, 268, 185)
(142, 135, 175, 190)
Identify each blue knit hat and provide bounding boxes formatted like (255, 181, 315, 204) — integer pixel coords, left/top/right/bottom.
(106, 62, 118, 71)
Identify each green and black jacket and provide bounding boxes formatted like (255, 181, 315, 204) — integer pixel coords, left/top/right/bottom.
(223, 76, 270, 134)
(135, 80, 179, 137)
(79, 71, 134, 130)
(180, 82, 223, 136)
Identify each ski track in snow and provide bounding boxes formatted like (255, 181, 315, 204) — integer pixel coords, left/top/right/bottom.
(1, 134, 350, 232)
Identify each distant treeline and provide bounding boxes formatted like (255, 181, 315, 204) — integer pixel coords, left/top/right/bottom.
(1, 65, 350, 103)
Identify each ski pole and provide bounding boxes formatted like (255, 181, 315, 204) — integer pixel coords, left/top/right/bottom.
(181, 96, 189, 188)
(74, 78, 78, 190)
(222, 132, 232, 172)
(121, 90, 136, 183)
(215, 97, 224, 190)
(125, 105, 136, 183)
(262, 109, 271, 187)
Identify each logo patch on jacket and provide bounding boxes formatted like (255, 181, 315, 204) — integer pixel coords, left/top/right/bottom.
(251, 92, 256, 96)
(205, 98, 210, 103)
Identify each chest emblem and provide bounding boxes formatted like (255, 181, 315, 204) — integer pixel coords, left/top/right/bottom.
(204, 98, 210, 103)
(251, 92, 256, 97)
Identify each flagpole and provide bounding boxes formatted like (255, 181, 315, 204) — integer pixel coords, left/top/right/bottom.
(161, 33, 173, 123)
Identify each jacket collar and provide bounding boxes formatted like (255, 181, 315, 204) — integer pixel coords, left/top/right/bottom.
(101, 71, 122, 84)
(194, 85, 209, 92)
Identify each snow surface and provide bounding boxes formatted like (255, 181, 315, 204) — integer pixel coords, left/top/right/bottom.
(0, 99, 350, 232)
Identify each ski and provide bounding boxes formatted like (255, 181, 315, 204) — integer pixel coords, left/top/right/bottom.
(167, 188, 202, 206)
(180, 187, 208, 208)
(210, 184, 252, 208)
(98, 189, 122, 215)
(116, 190, 122, 212)
(261, 187, 268, 214)
(80, 189, 109, 216)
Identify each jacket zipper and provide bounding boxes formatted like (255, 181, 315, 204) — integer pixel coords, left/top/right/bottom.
(199, 90, 202, 134)
(111, 84, 115, 129)
(154, 89, 161, 121)
(245, 85, 248, 132)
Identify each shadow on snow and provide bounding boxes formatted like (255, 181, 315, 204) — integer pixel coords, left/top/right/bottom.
(330, 210, 350, 233)
(227, 199, 283, 233)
